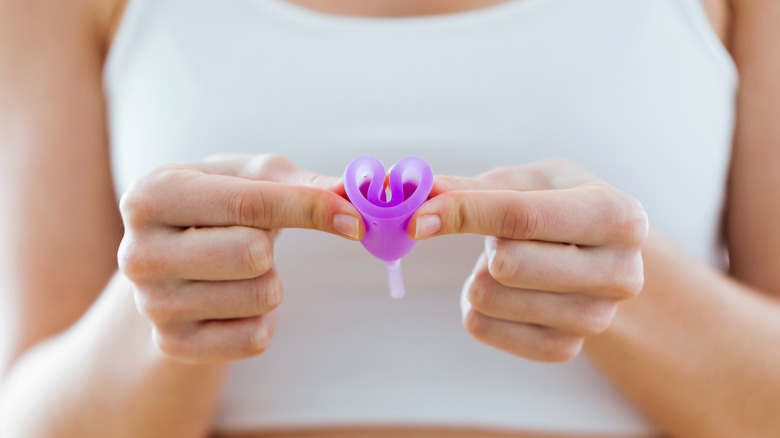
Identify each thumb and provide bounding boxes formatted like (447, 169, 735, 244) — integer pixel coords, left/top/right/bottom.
(198, 154, 364, 239)
(266, 159, 363, 240)
(272, 162, 354, 214)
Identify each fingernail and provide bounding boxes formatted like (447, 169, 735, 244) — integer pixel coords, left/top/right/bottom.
(414, 215, 441, 239)
(333, 214, 360, 240)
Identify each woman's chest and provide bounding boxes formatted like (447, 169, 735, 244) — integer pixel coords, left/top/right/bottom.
(107, 0, 735, 264)
(108, 1, 732, 167)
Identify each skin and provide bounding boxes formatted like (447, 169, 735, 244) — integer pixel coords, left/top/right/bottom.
(118, 155, 366, 364)
(410, 163, 647, 362)
(0, 0, 778, 437)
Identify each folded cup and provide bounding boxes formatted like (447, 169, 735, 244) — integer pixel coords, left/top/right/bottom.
(344, 156, 434, 298)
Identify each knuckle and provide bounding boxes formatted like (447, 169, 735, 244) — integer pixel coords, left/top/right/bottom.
(229, 188, 265, 227)
(152, 326, 194, 361)
(250, 153, 295, 179)
(540, 159, 599, 188)
(145, 164, 187, 194)
(118, 183, 152, 227)
(482, 166, 514, 181)
(247, 339, 271, 358)
(253, 271, 283, 313)
(133, 288, 176, 324)
(243, 234, 273, 276)
(116, 238, 135, 275)
(149, 162, 187, 180)
(305, 192, 330, 230)
(534, 330, 584, 362)
(466, 275, 495, 313)
(617, 203, 649, 247)
(510, 202, 544, 240)
(500, 205, 519, 238)
(449, 192, 473, 234)
(603, 251, 645, 299)
(571, 297, 617, 335)
(117, 236, 154, 279)
(434, 175, 463, 190)
(120, 164, 186, 226)
(262, 153, 292, 168)
(265, 276, 284, 311)
(486, 241, 520, 284)
(600, 187, 649, 247)
(473, 263, 494, 285)
(249, 326, 273, 356)
(462, 308, 491, 341)
(118, 187, 143, 225)
(307, 173, 331, 190)
(620, 266, 645, 299)
(539, 158, 580, 178)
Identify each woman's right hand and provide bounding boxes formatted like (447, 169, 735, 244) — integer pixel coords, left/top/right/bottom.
(117, 154, 364, 364)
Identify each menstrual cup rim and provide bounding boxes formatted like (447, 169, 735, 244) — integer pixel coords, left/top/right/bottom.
(344, 156, 433, 220)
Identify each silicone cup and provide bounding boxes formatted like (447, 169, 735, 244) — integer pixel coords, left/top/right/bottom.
(344, 156, 434, 298)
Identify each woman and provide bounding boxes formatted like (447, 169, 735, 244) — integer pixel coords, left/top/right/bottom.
(1, 0, 778, 437)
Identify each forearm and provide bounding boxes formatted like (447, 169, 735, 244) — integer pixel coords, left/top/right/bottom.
(584, 229, 780, 438)
(0, 272, 228, 438)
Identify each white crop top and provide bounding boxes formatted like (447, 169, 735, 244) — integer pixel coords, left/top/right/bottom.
(104, 0, 737, 435)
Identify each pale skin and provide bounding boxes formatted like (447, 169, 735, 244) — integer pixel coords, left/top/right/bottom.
(0, 1, 778, 438)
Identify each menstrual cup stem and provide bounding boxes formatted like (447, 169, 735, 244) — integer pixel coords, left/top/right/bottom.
(386, 259, 405, 299)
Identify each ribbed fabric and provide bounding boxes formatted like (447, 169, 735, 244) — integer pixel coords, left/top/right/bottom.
(104, 0, 736, 434)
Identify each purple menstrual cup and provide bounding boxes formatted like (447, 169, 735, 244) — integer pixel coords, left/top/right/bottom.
(344, 157, 434, 299)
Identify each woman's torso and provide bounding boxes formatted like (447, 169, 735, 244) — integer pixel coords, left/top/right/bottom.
(103, 0, 736, 437)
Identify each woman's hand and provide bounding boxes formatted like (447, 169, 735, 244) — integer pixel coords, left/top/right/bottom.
(409, 160, 648, 362)
(118, 154, 364, 364)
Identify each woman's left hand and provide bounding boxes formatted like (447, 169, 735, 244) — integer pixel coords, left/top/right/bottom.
(408, 160, 649, 362)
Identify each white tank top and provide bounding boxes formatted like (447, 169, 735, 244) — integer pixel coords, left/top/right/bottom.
(104, 0, 736, 435)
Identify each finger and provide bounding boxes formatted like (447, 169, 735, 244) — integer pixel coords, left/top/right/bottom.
(432, 167, 549, 195)
(119, 226, 274, 281)
(461, 301, 584, 363)
(199, 154, 344, 191)
(463, 255, 617, 335)
(483, 237, 644, 298)
(429, 175, 504, 197)
(410, 183, 647, 246)
(135, 270, 283, 324)
(433, 160, 601, 194)
(153, 311, 277, 363)
(121, 165, 364, 240)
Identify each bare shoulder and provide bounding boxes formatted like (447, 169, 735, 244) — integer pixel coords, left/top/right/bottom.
(105, 0, 129, 51)
(699, 0, 731, 44)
